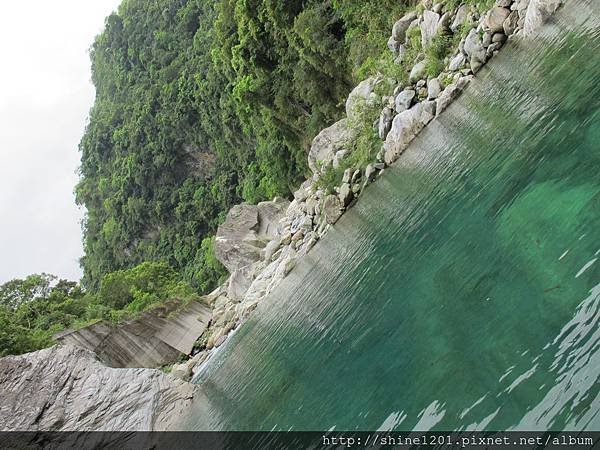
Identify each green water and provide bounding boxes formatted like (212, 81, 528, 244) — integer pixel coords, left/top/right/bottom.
(184, 1, 600, 431)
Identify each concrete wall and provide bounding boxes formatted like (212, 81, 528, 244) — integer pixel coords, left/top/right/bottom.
(54, 300, 212, 368)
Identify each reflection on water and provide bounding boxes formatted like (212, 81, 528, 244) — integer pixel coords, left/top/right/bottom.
(182, 0, 600, 431)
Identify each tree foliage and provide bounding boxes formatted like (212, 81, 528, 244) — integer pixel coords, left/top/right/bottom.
(0, 262, 198, 357)
(77, 0, 409, 291)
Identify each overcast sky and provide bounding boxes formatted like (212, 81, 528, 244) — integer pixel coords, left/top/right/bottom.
(0, 1, 122, 284)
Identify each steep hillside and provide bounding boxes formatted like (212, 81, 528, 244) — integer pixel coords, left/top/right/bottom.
(77, 0, 408, 291)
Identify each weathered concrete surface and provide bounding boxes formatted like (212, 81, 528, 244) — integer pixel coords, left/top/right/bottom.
(54, 300, 212, 368)
(0, 345, 196, 431)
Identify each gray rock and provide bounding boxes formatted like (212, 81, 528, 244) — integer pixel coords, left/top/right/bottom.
(451, 4, 469, 32)
(503, 10, 519, 35)
(0, 345, 196, 431)
(524, 0, 560, 35)
(437, 12, 452, 35)
(383, 102, 436, 165)
(54, 301, 212, 369)
(395, 89, 416, 113)
(496, 0, 512, 6)
(346, 77, 379, 122)
(338, 183, 353, 207)
(332, 149, 348, 170)
(170, 362, 193, 382)
(378, 107, 394, 140)
(485, 7, 511, 32)
(387, 35, 400, 54)
(483, 31, 493, 47)
(432, 3, 443, 14)
(263, 237, 282, 262)
(436, 76, 471, 115)
(492, 32, 507, 43)
(365, 164, 377, 182)
(449, 53, 466, 71)
(323, 195, 343, 224)
(427, 78, 443, 100)
(421, 10, 441, 48)
(464, 29, 486, 71)
(308, 119, 357, 173)
(342, 168, 353, 184)
(486, 42, 503, 57)
(227, 266, 254, 302)
(409, 61, 427, 83)
(215, 199, 289, 273)
(391, 11, 418, 42)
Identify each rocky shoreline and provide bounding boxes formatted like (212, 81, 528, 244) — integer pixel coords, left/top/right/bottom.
(171, 0, 564, 382)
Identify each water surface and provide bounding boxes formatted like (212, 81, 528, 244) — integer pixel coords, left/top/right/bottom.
(184, 0, 600, 431)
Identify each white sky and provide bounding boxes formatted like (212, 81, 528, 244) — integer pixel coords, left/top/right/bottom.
(0, 1, 122, 283)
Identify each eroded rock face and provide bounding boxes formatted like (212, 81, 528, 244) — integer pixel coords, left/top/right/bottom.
(0, 345, 196, 431)
(308, 119, 358, 173)
(215, 199, 289, 273)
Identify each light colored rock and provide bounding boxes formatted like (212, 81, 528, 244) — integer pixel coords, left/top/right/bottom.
(485, 7, 511, 32)
(451, 4, 469, 32)
(437, 12, 452, 34)
(523, 0, 561, 35)
(409, 61, 427, 83)
(449, 53, 466, 71)
(483, 31, 493, 47)
(387, 35, 400, 54)
(496, 0, 512, 6)
(427, 78, 443, 100)
(346, 77, 379, 122)
(378, 107, 394, 140)
(435, 75, 471, 115)
(421, 10, 441, 48)
(170, 362, 193, 382)
(503, 10, 519, 35)
(263, 237, 281, 262)
(383, 102, 436, 165)
(332, 149, 348, 170)
(323, 195, 343, 224)
(395, 89, 416, 113)
(215, 199, 289, 273)
(227, 266, 254, 302)
(0, 345, 196, 431)
(464, 29, 486, 72)
(392, 11, 418, 42)
(339, 183, 353, 207)
(308, 119, 357, 173)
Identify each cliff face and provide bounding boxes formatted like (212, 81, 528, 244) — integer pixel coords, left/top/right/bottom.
(0, 345, 196, 431)
(54, 300, 212, 368)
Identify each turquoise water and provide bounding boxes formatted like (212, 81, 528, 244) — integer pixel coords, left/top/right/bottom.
(183, 1, 600, 431)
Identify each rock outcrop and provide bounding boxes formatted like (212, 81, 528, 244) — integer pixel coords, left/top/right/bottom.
(0, 345, 196, 431)
(215, 198, 289, 273)
(54, 300, 212, 368)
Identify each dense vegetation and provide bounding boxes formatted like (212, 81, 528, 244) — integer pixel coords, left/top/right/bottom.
(77, 0, 411, 291)
(0, 263, 197, 357)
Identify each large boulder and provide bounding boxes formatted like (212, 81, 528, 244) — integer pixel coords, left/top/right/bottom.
(421, 10, 441, 48)
(215, 199, 289, 273)
(308, 119, 358, 173)
(463, 29, 487, 72)
(523, 0, 561, 36)
(0, 345, 196, 431)
(383, 101, 436, 165)
(346, 77, 380, 122)
(392, 11, 418, 43)
(485, 6, 511, 33)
